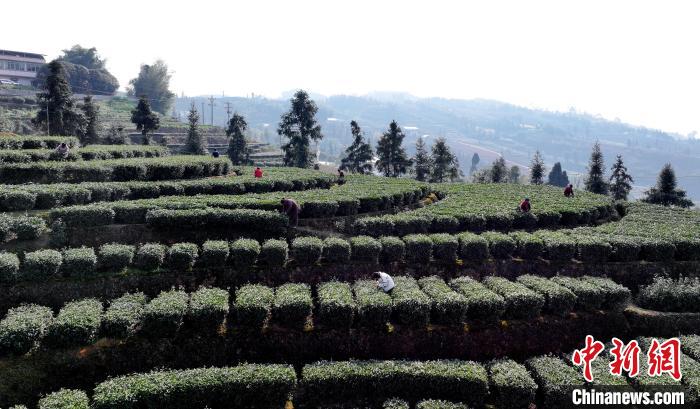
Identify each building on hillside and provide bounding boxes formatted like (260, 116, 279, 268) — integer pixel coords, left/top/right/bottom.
(0, 49, 46, 86)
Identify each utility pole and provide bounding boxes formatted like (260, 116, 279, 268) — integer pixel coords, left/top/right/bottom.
(207, 96, 216, 127)
(201, 101, 206, 125)
(224, 102, 232, 124)
(46, 100, 50, 136)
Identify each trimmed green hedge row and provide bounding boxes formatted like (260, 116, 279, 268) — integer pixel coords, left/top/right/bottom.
(38, 389, 89, 409)
(638, 276, 700, 313)
(525, 356, 584, 409)
(0, 214, 46, 244)
(0, 155, 231, 184)
(0, 167, 334, 211)
(488, 359, 538, 409)
(483, 277, 544, 319)
(0, 135, 79, 150)
(0, 145, 167, 163)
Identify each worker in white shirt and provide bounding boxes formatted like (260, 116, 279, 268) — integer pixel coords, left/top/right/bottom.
(373, 271, 395, 295)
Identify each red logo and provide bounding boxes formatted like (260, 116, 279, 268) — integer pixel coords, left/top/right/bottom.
(572, 335, 605, 382)
(648, 338, 682, 381)
(609, 338, 640, 377)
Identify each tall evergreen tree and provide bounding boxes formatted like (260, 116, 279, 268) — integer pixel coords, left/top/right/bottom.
(33, 60, 85, 136)
(547, 162, 570, 187)
(413, 137, 432, 182)
(529, 151, 545, 185)
(490, 156, 508, 183)
(430, 137, 461, 182)
(375, 120, 412, 177)
(340, 120, 373, 174)
(609, 155, 634, 200)
(226, 113, 249, 165)
(184, 103, 206, 154)
(128, 60, 175, 114)
(277, 90, 323, 168)
(470, 153, 480, 175)
(642, 163, 694, 208)
(508, 165, 521, 184)
(130, 95, 160, 145)
(584, 142, 608, 194)
(80, 95, 100, 145)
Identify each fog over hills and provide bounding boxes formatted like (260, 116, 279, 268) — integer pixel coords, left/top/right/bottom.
(175, 93, 700, 200)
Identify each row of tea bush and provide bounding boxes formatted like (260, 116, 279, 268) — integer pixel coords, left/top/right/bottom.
(0, 135, 79, 150)
(0, 145, 168, 163)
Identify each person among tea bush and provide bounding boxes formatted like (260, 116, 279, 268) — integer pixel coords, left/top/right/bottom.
(564, 184, 575, 197)
(519, 197, 531, 213)
(212, 149, 220, 158)
(55, 142, 70, 158)
(254, 167, 264, 178)
(280, 198, 300, 227)
(374, 271, 395, 294)
(337, 169, 346, 186)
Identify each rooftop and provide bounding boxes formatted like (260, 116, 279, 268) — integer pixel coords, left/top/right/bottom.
(0, 49, 45, 61)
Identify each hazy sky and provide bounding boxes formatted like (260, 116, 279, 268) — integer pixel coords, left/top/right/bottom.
(6, 0, 699, 135)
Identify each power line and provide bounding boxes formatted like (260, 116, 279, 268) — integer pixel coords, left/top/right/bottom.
(207, 96, 216, 127)
(224, 101, 232, 124)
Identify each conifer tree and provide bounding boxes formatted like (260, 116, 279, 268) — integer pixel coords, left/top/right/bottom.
(642, 163, 694, 208)
(430, 137, 461, 182)
(33, 60, 85, 136)
(375, 120, 412, 177)
(413, 137, 431, 182)
(80, 95, 100, 145)
(547, 162, 570, 187)
(529, 151, 545, 185)
(130, 95, 160, 145)
(609, 155, 634, 200)
(184, 103, 206, 154)
(340, 120, 373, 174)
(508, 165, 521, 184)
(470, 153, 480, 175)
(277, 90, 323, 168)
(584, 142, 608, 194)
(490, 156, 508, 183)
(226, 113, 249, 165)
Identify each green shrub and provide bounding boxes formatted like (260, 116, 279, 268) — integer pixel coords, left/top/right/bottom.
(0, 304, 53, 354)
(576, 236, 612, 262)
(61, 247, 97, 278)
(260, 239, 287, 268)
(350, 235, 382, 264)
(142, 289, 189, 336)
(580, 276, 631, 309)
(235, 284, 274, 328)
(509, 232, 544, 260)
(353, 280, 392, 327)
(415, 400, 469, 409)
(189, 287, 229, 330)
(274, 283, 312, 327)
(457, 232, 489, 261)
(168, 243, 199, 270)
(418, 276, 468, 325)
(45, 299, 102, 347)
(13, 216, 46, 240)
(301, 360, 488, 407)
(196, 240, 228, 269)
(607, 236, 641, 262)
(516, 275, 576, 316)
(673, 238, 700, 261)
(38, 389, 89, 409)
(0, 190, 36, 211)
(403, 234, 433, 264)
(481, 232, 516, 259)
(146, 207, 287, 233)
(488, 359, 537, 409)
(229, 238, 260, 269)
(639, 239, 676, 262)
(383, 398, 409, 409)
(134, 242, 167, 270)
(92, 364, 296, 409)
(526, 356, 583, 409)
(21, 249, 62, 280)
(379, 236, 404, 263)
(322, 237, 351, 263)
(0, 252, 20, 282)
(317, 281, 355, 328)
(482, 277, 544, 319)
(536, 231, 577, 261)
(550, 276, 603, 311)
(681, 335, 700, 361)
(102, 293, 147, 338)
(390, 276, 432, 327)
(431, 234, 459, 262)
(449, 277, 505, 322)
(98, 243, 135, 271)
(637, 276, 700, 313)
(49, 205, 115, 228)
(292, 237, 323, 265)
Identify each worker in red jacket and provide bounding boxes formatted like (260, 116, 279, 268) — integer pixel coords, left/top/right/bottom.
(280, 198, 300, 227)
(254, 167, 263, 178)
(519, 197, 531, 213)
(564, 184, 575, 197)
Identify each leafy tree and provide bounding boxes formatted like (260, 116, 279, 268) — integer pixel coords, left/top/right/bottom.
(340, 120, 373, 174)
(33, 60, 86, 137)
(0, 107, 11, 132)
(277, 90, 323, 168)
(184, 103, 206, 154)
(471, 168, 491, 183)
(105, 125, 128, 145)
(130, 95, 160, 145)
(376, 120, 412, 177)
(80, 95, 100, 145)
(490, 156, 508, 183)
(584, 142, 608, 194)
(58, 45, 106, 69)
(508, 165, 521, 184)
(226, 112, 249, 165)
(609, 155, 634, 200)
(529, 151, 545, 185)
(35, 46, 118, 94)
(128, 60, 176, 114)
(470, 153, 480, 175)
(430, 137, 461, 182)
(642, 163, 694, 208)
(412, 137, 431, 182)
(547, 162, 570, 187)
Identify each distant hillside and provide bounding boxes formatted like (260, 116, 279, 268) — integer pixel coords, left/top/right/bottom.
(174, 94, 700, 201)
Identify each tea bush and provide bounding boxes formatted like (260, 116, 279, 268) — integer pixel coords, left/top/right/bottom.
(390, 276, 432, 327)
(0, 252, 20, 282)
(189, 287, 229, 330)
(260, 239, 288, 268)
(351, 235, 382, 264)
(482, 277, 544, 319)
(134, 243, 167, 270)
(488, 359, 537, 409)
(168, 242, 199, 270)
(142, 289, 189, 336)
(317, 281, 355, 328)
(38, 389, 89, 409)
(449, 277, 505, 322)
(516, 275, 576, 316)
(98, 243, 135, 271)
(21, 249, 62, 280)
(0, 304, 53, 354)
(229, 238, 260, 269)
(418, 276, 468, 324)
(525, 356, 583, 409)
(322, 237, 351, 263)
(379, 236, 404, 263)
(273, 283, 313, 327)
(102, 293, 147, 338)
(45, 299, 102, 347)
(403, 234, 433, 264)
(234, 284, 274, 328)
(292, 237, 323, 265)
(550, 276, 603, 311)
(457, 232, 489, 261)
(431, 233, 459, 262)
(61, 247, 97, 278)
(353, 280, 392, 327)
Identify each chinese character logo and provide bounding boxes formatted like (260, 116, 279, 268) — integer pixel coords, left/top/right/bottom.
(648, 338, 682, 381)
(609, 337, 640, 377)
(572, 335, 605, 382)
